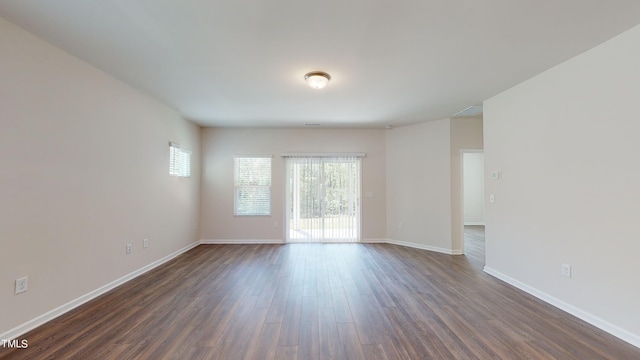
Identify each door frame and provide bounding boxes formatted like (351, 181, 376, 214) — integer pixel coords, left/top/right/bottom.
(284, 156, 362, 243)
(459, 149, 484, 255)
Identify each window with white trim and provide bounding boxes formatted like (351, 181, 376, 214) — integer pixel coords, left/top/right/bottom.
(169, 142, 191, 177)
(234, 156, 272, 216)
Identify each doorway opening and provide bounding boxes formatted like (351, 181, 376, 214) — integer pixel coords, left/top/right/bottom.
(462, 151, 485, 267)
(285, 156, 361, 243)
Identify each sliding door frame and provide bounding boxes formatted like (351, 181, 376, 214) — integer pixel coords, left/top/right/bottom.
(283, 153, 364, 243)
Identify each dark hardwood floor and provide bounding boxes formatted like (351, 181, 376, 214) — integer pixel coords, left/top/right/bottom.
(2, 228, 639, 359)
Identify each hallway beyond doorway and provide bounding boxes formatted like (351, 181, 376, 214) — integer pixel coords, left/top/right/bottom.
(464, 225, 485, 270)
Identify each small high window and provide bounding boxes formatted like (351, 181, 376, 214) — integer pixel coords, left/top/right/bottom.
(169, 142, 191, 177)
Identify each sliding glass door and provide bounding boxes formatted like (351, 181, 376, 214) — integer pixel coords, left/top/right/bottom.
(285, 156, 361, 243)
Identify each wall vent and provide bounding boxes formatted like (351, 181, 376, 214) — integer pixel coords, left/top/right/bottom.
(453, 105, 483, 117)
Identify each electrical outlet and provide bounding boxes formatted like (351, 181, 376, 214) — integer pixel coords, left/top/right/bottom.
(273, 221, 279, 228)
(398, 222, 404, 230)
(15, 277, 28, 294)
(562, 264, 572, 278)
(143, 239, 149, 249)
(126, 243, 132, 254)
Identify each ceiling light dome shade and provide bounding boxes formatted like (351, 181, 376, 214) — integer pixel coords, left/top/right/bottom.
(304, 71, 331, 89)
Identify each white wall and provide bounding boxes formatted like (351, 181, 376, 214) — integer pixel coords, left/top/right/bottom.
(0, 17, 201, 337)
(463, 152, 484, 224)
(386, 120, 452, 253)
(200, 128, 386, 242)
(385, 118, 482, 254)
(484, 24, 640, 345)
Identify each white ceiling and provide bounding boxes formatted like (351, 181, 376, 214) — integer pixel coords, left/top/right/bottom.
(2, 0, 640, 128)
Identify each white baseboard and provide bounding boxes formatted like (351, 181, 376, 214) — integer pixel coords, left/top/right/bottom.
(200, 238, 456, 256)
(464, 222, 485, 226)
(202, 239, 366, 244)
(483, 266, 640, 349)
(361, 238, 387, 243)
(200, 239, 284, 244)
(201, 239, 455, 252)
(386, 238, 455, 255)
(1, 241, 200, 341)
(350, 239, 461, 254)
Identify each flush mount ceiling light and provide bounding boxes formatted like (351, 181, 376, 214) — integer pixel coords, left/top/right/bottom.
(304, 71, 331, 89)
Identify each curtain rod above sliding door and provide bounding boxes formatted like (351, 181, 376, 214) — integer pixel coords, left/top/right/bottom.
(280, 152, 366, 158)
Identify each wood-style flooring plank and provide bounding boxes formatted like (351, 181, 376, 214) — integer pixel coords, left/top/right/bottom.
(277, 285, 303, 347)
(274, 345, 298, 360)
(298, 296, 320, 360)
(336, 322, 367, 360)
(318, 307, 345, 360)
(246, 322, 281, 360)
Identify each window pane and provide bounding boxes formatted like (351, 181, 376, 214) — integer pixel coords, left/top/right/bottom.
(235, 187, 271, 215)
(234, 157, 271, 215)
(170, 144, 191, 177)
